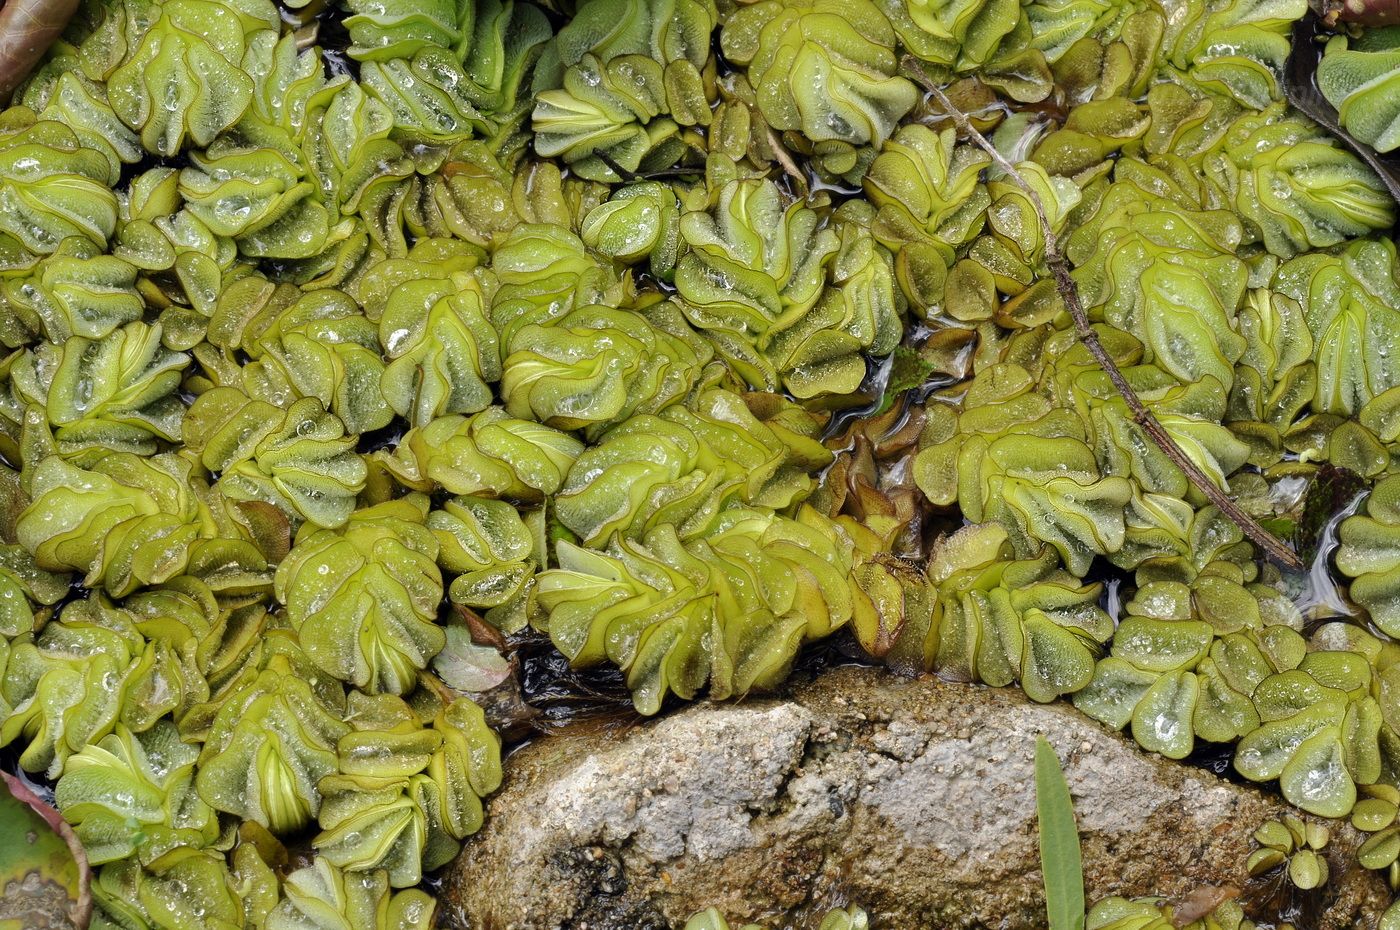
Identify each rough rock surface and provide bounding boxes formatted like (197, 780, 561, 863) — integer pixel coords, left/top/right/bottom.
(440, 666, 1392, 930)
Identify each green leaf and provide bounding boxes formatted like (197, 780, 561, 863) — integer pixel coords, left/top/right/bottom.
(1035, 736, 1085, 930)
(875, 345, 937, 415)
(1383, 897, 1400, 930)
(432, 625, 512, 693)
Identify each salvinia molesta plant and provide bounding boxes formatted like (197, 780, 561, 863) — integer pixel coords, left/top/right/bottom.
(2, 0, 1400, 922)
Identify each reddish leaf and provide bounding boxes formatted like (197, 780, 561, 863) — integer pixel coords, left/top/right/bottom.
(0, 771, 91, 929)
(0, 0, 81, 103)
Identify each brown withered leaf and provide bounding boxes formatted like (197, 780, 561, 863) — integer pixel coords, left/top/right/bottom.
(455, 603, 508, 651)
(0, 771, 91, 930)
(0, 0, 80, 103)
(818, 399, 927, 559)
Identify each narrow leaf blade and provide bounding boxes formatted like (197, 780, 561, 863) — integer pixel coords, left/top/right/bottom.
(1035, 736, 1085, 930)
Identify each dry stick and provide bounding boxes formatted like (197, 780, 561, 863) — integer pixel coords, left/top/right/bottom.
(902, 57, 1306, 573)
(765, 127, 809, 195)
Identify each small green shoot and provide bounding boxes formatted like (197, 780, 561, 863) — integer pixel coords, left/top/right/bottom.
(874, 345, 936, 416)
(1035, 735, 1086, 930)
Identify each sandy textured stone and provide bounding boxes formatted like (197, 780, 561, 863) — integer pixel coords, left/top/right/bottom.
(440, 666, 1392, 930)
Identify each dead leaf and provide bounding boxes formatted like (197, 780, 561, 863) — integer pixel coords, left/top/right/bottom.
(0, 771, 91, 930)
(0, 0, 81, 103)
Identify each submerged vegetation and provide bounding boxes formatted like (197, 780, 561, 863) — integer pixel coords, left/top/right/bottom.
(4, 0, 1400, 924)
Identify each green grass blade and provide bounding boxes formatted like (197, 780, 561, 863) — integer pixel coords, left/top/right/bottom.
(1035, 736, 1085, 930)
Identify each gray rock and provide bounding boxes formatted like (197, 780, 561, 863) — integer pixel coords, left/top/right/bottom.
(440, 666, 1392, 930)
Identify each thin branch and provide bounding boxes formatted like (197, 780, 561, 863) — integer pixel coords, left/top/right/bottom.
(765, 126, 809, 196)
(902, 57, 1305, 573)
(594, 151, 642, 183)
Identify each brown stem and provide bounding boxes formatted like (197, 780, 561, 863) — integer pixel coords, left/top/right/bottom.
(594, 151, 643, 183)
(765, 126, 809, 197)
(902, 57, 1305, 573)
(0, 0, 80, 104)
(594, 150, 704, 182)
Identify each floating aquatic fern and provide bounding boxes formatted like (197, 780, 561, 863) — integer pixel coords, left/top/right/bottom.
(2, 0, 1400, 923)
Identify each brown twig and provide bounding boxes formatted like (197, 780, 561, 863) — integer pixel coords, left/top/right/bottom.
(902, 57, 1305, 573)
(765, 126, 809, 196)
(0, 0, 80, 104)
(593, 151, 643, 183)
